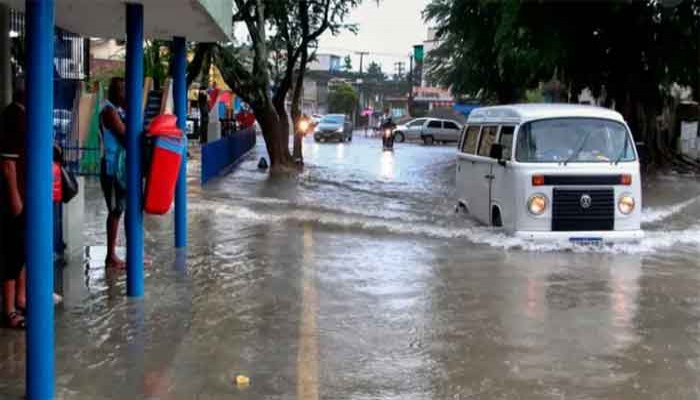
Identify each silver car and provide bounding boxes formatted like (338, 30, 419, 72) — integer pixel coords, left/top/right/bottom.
(393, 118, 462, 145)
(313, 114, 353, 142)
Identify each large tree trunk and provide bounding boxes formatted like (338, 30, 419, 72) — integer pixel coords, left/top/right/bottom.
(253, 99, 293, 170)
(273, 98, 292, 158)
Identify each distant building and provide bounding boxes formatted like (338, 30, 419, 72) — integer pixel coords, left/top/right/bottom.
(309, 54, 341, 73)
(302, 78, 318, 114)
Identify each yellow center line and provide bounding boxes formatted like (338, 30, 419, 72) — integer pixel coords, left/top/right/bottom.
(297, 222, 319, 400)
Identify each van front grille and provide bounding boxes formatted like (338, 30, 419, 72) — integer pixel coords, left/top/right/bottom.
(552, 188, 614, 231)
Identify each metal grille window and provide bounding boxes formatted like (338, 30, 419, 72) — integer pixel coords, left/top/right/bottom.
(10, 9, 95, 176)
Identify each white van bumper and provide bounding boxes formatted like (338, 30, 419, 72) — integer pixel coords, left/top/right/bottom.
(514, 230, 644, 244)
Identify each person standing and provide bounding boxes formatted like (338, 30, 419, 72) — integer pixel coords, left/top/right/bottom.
(99, 77, 127, 269)
(0, 80, 27, 329)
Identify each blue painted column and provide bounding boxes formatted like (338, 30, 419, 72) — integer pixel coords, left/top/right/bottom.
(25, 1, 55, 398)
(172, 37, 187, 249)
(126, 3, 144, 297)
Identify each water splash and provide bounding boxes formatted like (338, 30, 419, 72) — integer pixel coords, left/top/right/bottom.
(642, 196, 700, 224)
(190, 201, 669, 254)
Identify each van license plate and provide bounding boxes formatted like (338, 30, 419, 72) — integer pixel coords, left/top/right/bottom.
(570, 237, 603, 245)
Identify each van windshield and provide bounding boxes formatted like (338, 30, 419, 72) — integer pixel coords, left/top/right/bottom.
(515, 118, 636, 163)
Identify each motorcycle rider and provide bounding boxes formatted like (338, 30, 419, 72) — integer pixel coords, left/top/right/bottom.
(380, 108, 396, 150)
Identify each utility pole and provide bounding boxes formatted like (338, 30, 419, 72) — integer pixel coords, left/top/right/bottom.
(355, 51, 369, 75)
(394, 61, 405, 79)
(355, 51, 368, 128)
(408, 55, 414, 117)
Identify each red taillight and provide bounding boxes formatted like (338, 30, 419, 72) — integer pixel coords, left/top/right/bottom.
(620, 174, 632, 185)
(532, 175, 545, 186)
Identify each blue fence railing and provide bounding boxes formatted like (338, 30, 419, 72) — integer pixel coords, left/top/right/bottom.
(201, 128, 256, 184)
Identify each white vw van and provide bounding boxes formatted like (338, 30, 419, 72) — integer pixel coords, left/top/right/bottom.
(456, 104, 643, 243)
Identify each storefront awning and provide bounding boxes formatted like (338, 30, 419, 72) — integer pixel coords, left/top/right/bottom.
(0, 0, 231, 42)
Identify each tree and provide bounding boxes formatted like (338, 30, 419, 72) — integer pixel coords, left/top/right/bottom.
(328, 82, 359, 115)
(193, 0, 363, 170)
(343, 55, 353, 72)
(425, 0, 700, 166)
(366, 61, 384, 81)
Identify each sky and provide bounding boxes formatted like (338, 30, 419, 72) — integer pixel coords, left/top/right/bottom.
(317, 0, 431, 75)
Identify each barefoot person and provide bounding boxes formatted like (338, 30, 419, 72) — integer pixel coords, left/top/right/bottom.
(100, 77, 127, 269)
(0, 80, 27, 328)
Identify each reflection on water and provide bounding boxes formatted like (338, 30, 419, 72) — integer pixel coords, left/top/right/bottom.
(380, 150, 394, 180)
(335, 143, 345, 161)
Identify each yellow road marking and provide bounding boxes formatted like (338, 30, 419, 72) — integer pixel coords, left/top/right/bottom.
(297, 222, 319, 400)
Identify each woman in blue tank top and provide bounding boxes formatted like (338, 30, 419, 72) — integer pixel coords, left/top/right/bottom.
(99, 77, 127, 269)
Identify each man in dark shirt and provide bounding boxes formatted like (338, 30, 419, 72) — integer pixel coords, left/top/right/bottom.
(0, 81, 26, 329)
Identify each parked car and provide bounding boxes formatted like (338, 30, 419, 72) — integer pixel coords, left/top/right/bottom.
(393, 117, 462, 144)
(392, 118, 427, 142)
(455, 104, 643, 244)
(313, 114, 353, 142)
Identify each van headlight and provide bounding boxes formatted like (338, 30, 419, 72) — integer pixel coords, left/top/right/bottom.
(527, 194, 548, 216)
(618, 194, 635, 215)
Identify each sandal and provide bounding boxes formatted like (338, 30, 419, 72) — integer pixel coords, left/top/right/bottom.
(4, 312, 25, 330)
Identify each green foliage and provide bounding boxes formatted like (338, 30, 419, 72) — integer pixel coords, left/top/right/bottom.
(343, 55, 353, 72)
(328, 82, 359, 115)
(424, 0, 700, 105)
(366, 61, 384, 81)
(524, 88, 544, 104)
(144, 40, 170, 90)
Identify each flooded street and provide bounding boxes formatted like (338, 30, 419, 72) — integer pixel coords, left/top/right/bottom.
(4, 135, 700, 399)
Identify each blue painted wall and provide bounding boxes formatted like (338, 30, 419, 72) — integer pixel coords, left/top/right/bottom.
(201, 128, 256, 184)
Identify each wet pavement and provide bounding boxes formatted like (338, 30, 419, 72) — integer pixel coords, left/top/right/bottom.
(3, 135, 700, 399)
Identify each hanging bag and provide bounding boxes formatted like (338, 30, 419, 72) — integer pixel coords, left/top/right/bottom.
(60, 166, 79, 203)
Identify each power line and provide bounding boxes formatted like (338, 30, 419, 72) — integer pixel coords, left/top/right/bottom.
(317, 46, 410, 59)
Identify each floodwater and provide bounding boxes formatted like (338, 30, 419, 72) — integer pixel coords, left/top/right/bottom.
(3, 135, 700, 399)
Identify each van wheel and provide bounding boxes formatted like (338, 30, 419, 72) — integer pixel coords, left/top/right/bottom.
(423, 136, 434, 145)
(394, 132, 405, 143)
(492, 207, 503, 227)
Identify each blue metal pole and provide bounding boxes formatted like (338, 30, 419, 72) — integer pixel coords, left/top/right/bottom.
(173, 36, 188, 249)
(25, 0, 55, 398)
(126, 3, 144, 297)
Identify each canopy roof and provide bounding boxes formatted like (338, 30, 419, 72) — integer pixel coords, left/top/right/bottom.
(2, 0, 231, 42)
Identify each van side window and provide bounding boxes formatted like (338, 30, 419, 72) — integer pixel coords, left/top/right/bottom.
(427, 120, 442, 129)
(461, 125, 481, 154)
(477, 126, 498, 157)
(444, 121, 459, 130)
(499, 126, 516, 160)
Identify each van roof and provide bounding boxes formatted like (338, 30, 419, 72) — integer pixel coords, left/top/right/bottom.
(467, 104, 626, 124)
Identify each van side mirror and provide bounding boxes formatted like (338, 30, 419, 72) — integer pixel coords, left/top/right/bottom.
(636, 142, 649, 164)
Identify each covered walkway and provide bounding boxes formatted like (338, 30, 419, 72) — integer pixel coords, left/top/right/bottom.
(0, 1, 230, 398)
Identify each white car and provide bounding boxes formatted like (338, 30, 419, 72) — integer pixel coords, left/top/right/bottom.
(456, 104, 643, 244)
(393, 118, 462, 145)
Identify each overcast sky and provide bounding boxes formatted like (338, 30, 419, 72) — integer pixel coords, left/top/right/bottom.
(317, 0, 431, 74)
